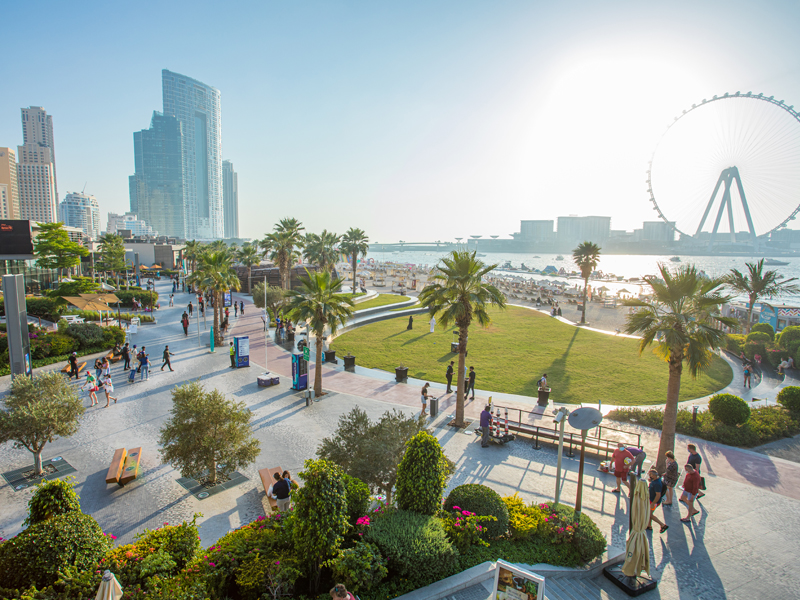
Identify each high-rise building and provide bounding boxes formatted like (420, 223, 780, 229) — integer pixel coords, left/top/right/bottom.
(222, 160, 239, 238)
(129, 112, 184, 239)
(162, 69, 223, 239)
(0, 148, 20, 219)
(556, 215, 611, 246)
(17, 107, 58, 223)
(59, 192, 100, 240)
(106, 212, 158, 238)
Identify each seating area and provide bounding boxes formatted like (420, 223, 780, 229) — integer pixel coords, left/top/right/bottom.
(258, 466, 283, 512)
(60, 361, 87, 376)
(60, 315, 85, 324)
(105, 447, 143, 486)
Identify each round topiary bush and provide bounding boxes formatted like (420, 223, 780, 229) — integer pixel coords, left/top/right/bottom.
(443, 484, 509, 539)
(777, 325, 800, 348)
(777, 386, 800, 412)
(24, 476, 82, 527)
(750, 323, 775, 340)
(746, 331, 772, 344)
(709, 393, 751, 426)
(0, 512, 112, 589)
(396, 431, 453, 515)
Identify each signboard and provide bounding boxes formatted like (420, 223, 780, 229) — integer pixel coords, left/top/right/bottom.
(235, 336, 250, 367)
(0, 220, 34, 258)
(303, 346, 310, 361)
(223, 291, 233, 308)
(492, 560, 545, 600)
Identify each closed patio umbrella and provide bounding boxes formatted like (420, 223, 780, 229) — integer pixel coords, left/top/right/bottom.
(621, 479, 651, 577)
(95, 570, 123, 600)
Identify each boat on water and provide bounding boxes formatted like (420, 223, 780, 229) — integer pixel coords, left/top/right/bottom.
(556, 255, 564, 261)
(533, 255, 541, 258)
(764, 258, 789, 266)
(669, 256, 681, 262)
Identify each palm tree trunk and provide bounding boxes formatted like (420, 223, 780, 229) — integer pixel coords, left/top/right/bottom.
(352, 256, 357, 294)
(214, 290, 221, 342)
(314, 332, 324, 397)
(247, 266, 252, 294)
(746, 293, 756, 334)
(657, 355, 683, 471)
(455, 326, 468, 427)
(581, 278, 588, 325)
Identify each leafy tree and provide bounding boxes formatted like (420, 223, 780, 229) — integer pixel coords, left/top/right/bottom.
(252, 280, 287, 321)
(624, 264, 736, 469)
(188, 249, 241, 342)
(303, 230, 341, 273)
(724, 259, 800, 333)
(34, 222, 89, 279)
(572, 241, 602, 325)
(317, 407, 427, 505)
(292, 458, 348, 594)
(0, 372, 85, 475)
(285, 270, 354, 397)
(340, 227, 369, 293)
(97, 233, 127, 288)
(395, 430, 453, 515)
(418, 250, 506, 427)
(158, 381, 260, 484)
(237, 241, 262, 293)
(261, 218, 305, 289)
(183, 240, 204, 275)
(46, 276, 100, 301)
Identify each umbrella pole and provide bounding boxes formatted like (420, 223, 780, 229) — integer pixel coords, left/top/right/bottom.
(574, 429, 588, 520)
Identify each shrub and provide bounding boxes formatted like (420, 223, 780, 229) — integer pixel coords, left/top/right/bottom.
(787, 339, 800, 358)
(395, 431, 453, 515)
(24, 476, 82, 527)
(102, 325, 126, 347)
(44, 332, 78, 356)
(114, 289, 158, 307)
(443, 484, 509, 539)
(8, 297, 64, 322)
(326, 542, 388, 594)
(343, 474, 371, 527)
(750, 322, 774, 340)
(236, 551, 302, 600)
(502, 493, 545, 541)
(441, 506, 496, 553)
(0, 512, 112, 589)
(726, 334, 746, 354)
(744, 340, 767, 361)
(549, 504, 607, 563)
(746, 331, 771, 344)
(66, 322, 105, 349)
(709, 393, 751, 426)
(777, 386, 800, 412)
(777, 325, 800, 347)
(365, 509, 458, 589)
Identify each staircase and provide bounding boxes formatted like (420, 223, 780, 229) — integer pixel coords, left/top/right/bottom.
(545, 576, 634, 600)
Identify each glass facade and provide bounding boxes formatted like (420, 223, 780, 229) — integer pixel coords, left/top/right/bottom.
(222, 160, 239, 238)
(0, 259, 59, 294)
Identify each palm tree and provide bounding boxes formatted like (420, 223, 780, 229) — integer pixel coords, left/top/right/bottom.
(572, 241, 602, 325)
(285, 270, 355, 397)
(340, 228, 369, 294)
(237, 242, 262, 294)
(624, 264, 736, 470)
(419, 250, 506, 427)
(183, 240, 204, 276)
(724, 259, 800, 334)
(261, 218, 305, 289)
(188, 250, 241, 342)
(303, 230, 341, 273)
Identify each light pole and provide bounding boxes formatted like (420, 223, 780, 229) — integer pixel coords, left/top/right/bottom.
(553, 407, 570, 507)
(567, 407, 603, 521)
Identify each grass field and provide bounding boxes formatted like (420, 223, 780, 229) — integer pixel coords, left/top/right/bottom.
(330, 306, 733, 405)
(353, 294, 411, 311)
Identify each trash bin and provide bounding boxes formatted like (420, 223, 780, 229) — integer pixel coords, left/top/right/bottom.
(450, 341, 459, 353)
(343, 354, 356, 372)
(325, 350, 336, 364)
(395, 366, 408, 383)
(537, 387, 551, 407)
(430, 396, 439, 417)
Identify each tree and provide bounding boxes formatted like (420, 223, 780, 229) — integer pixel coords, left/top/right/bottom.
(34, 222, 89, 280)
(395, 431, 453, 515)
(303, 230, 341, 273)
(285, 270, 354, 397)
(572, 241, 602, 325)
(158, 381, 259, 484)
(183, 240, 204, 275)
(261, 218, 305, 289)
(418, 250, 506, 427)
(0, 372, 85, 475)
(188, 249, 241, 342)
(724, 259, 800, 334)
(292, 458, 348, 594)
(317, 407, 427, 504)
(624, 264, 736, 470)
(237, 242, 262, 293)
(97, 233, 127, 289)
(252, 280, 287, 320)
(340, 228, 369, 293)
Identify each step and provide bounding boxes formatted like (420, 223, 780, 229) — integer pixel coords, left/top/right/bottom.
(442, 582, 492, 600)
(546, 576, 639, 600)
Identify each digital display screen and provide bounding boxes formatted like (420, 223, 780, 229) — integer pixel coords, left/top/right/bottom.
(0, 220, 34, 256)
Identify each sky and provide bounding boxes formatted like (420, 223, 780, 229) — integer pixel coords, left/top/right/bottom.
(3, 0, 800, 243)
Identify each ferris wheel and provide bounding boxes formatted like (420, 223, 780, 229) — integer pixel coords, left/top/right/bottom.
(647, 92, 800, 247)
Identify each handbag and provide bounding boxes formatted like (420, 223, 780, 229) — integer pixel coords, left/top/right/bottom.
(699, 476, 706, 491)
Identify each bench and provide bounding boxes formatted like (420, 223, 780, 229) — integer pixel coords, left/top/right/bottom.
(61, 361, 87, 375)
(106, 352, 122, 364)
(259, 466, 283, 512)
(106, 448, 128, 485)
(119, 447, 142, 486)
(60, 315, 85, 324)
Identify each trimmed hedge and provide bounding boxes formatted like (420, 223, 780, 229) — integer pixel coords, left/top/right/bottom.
(0, 297, 64, 322)
(726, 334, 746, 355)
(746, 331, 771, 344)
(24, 477, 82, 527)
(114, 289, 158, 307)
(709, 393, 750, 426)
(343, 474, 371, 528)
(750, 322, 775, 340)
(66, 322, 105, 350)
(777, 386, 800, 413)
(395, 431, 453, 515)
(443, 484, 509, 540)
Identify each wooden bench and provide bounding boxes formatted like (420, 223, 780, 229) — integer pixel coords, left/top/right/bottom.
(106, 448, 128, 485)
(106, 352, 122, 364)
(259, 466, 283, 512)
(61, 361, 87, 375)
(119, 447, 142, 486)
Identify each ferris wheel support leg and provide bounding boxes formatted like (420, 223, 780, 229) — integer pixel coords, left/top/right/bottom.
(708, 171, 734, 251)
(732, 167, 759, 251)
(695, 171, 726, 238)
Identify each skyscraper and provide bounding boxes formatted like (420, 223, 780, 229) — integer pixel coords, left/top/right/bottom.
(129, 112, 185, 239)
(222, 160, 239, 238)
(162, 69, 223, 239)
(0, 148, 20, 219)
(59, 192, 100, 240)
(17, 107, 58, 223)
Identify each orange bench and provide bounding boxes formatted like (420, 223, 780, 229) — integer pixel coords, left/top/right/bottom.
(119, 447, 142, 486)
(106, 448, 128, 485)
(61, 361, 87, 375)
(259, 466, 283, 511)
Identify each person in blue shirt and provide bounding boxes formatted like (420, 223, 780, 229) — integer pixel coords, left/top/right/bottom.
(647, 469, 668, 533)
(480, 405, 492, 448)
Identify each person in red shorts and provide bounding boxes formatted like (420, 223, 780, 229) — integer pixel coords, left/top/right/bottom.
(610, 442, 634, 493)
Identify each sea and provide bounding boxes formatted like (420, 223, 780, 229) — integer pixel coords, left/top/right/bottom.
(364, 250, 800, 305)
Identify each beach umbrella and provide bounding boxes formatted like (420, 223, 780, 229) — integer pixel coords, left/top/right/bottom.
(621, 479, 651, 577)
(598, 286, 610, 292)
(62, 296, 111, 312)
(95, 570, 123, 600)
(618, 288, 631, 294)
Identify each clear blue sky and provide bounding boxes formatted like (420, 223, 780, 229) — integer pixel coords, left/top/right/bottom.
(2, 0, 800, 242)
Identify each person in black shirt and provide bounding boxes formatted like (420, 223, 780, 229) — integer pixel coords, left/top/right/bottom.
(162, 346, 175, 371)
(121, 343, 131, 371)
(466, 366, 476, 400)
(446, 361, 454, 393)
(271, 472, 291, 512)
(68, 352, 79, 379)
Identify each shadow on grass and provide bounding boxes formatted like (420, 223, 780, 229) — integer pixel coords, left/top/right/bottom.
(519, 328, 580, 398)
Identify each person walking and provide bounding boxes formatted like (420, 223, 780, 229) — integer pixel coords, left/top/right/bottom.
(445, 361, 454, 393)
(121, 343, 131, 371)
(407, 315, 413, 330)
(680, 464, 702, 522)
(647, 469, 669, 533)
(161, 345, 175, 371)
(627, 446, 647, 476)
(229, 341, 236, 368)
(139, 349, 150, 380)
(610, 443, 633, 493)
(660, 450, 680, 505)
(429, 316, 436, 333)
(240, 301, 244, 315)
(743, 363, 751, 388)
(81, 372, 100, 406)
(181, 312, 189, 336)
(234, 303, 239, 317)
(169, 294, 174, 307)
(101, 374, 118, 407)
(188, 301, 193, 316)
(68, 352, 80, 380)
(94, 357, 104, 380)
(480, 405, 492, 448)
(420, 382, 430, 416)
(466, 366, 476, 400)
(687, 444, 705, 498)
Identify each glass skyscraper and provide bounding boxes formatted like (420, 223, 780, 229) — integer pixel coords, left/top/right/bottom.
(162, 69, 223, 240)
(129, 112, 185, 239)
(222, 160, 239, 238)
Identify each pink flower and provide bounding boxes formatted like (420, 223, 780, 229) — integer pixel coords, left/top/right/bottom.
(275, 560, 280, 565)
(163, 522, 169, 526)
(452, 506, 461, 511)
(209, 562, 216, 567)
(462, 510, 471, 516)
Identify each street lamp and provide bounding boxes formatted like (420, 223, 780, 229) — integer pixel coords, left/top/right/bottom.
(567, 407, 603, 520)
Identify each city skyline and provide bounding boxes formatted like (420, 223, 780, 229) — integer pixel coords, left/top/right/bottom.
(2, 1, 800, 242)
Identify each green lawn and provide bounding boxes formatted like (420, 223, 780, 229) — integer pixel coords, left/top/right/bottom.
(353, 294, 411, 311)
(330, 306, 732, 405)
